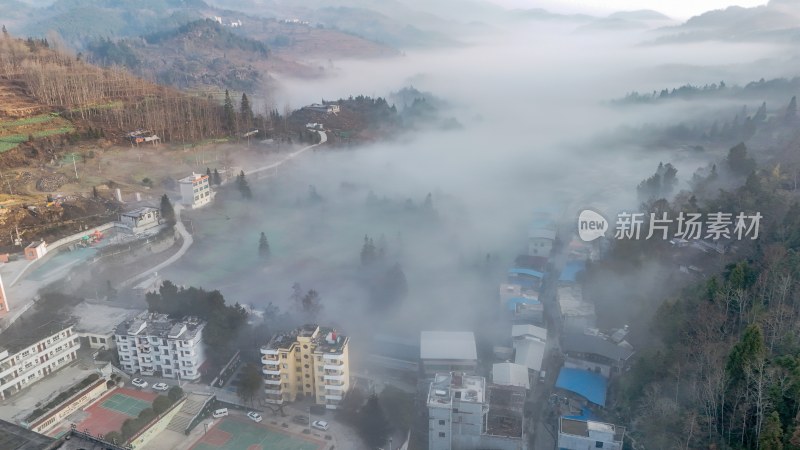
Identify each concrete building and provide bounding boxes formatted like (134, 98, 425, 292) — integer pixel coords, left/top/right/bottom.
(114, 312, 206, 381)
(260, 324, 350, 409)
(428, 373, 527, 450)
(561, 332, 634, 378)
(492, 362, 530, 389)
(24, 241, 47, 261)
(421, 331, 478, 376)
(0, 418, 130, 450)
(558, 417, 625, 450)
(528, 227, 556, 257)
(0, 324, 80, 400)
(178, 173, 212, 209)
(512, 324, 547, 374)
(119, 206, 161, 233)
(72, 302, 142, 350)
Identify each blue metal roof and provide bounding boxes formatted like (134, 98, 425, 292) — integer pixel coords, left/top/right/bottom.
(559, 261, 586, 283)
(563, 407, 598, 421)
(509, 268, 545, 278)
(555, 368, 607, 406)
(506, 297, 540, 312)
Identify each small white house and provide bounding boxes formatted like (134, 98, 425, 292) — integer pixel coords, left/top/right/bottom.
(119, 207, 161, 233)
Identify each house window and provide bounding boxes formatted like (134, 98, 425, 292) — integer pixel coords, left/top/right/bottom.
(438, 432, 445, 438)
(438, 420, 445, 425)
(596, 442, 604, 448)
(296, 376, 302, 381)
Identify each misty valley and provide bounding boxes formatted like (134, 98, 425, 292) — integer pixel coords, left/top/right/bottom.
(0, 1, 799, 450)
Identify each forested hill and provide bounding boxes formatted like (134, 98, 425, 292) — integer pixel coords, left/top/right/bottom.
(614, 77, 800, 105)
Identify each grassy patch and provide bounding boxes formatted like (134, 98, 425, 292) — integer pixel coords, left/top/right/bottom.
(68, 100, 124, 113)
(0, 126, 76, 153)
(0, 113, 59, 129)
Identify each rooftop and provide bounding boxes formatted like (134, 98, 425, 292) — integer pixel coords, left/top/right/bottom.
(511, 324, 547, 341)
(555, 367, 608, 406)
(492, 362, 530, 389)
(115, 311, 205, 340)
(514, 338, 546, 372)
(120, 206, 159, 218)
(486, 384, 526, 439)
(178, 173, 208, 184)
(561, 332, 634, 362)
(558, 286, 595, 317)
(529, 228, 556, 240)
(427, 372, 485, 408)
(262, 325, 348, 354)
(420, 331, 477, 361)
(560, 417, 625, 443)
(0, 418, 54, 450)
(559, 260, 586, 283)
(72, 302, 143, 336)
(0, 319, 75, 354)
(508, 267, 545, 279)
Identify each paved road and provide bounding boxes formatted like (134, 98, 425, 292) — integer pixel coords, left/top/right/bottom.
(120, 131, 327, 289)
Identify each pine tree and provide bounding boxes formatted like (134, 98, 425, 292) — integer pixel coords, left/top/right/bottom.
(160, 194, 175, 223)
(760, 411, 784, 450)
(236, 170, 252, 199)
(1, 25, 7, 38)
(240, 93, 254, 129)
(258, 232, 270, 258)
(787, 96, 797, 120)
(206, 167, 211, 177)
(360, 235, 376, 266)
(357, 395, 391, 448)
(92, 186, 99, 199)
(223, 90, 236, 135)
(212, 168, 222, 186)
(754, 101, 767, 122)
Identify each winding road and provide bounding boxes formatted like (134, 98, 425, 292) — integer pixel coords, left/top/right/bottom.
(121, 131, 327, 288)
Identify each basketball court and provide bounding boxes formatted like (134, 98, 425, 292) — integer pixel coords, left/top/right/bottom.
(190, 416, 324, 450)
(74, 387, 158, 436)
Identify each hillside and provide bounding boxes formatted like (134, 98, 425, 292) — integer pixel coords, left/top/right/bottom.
(84, 18, 397, 96)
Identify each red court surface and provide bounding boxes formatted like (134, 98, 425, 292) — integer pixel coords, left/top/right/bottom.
(75, 387, 158, 436)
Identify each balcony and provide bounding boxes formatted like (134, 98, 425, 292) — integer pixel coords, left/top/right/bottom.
(261, 356, 279, 365)
(325, 384, 345, 391)
(264, 397, 284, 405)
(264, 387, 282, 394)
(323, 374, 345, 382)
(262, 368, 281, 376)
(264, 378, 282, 385)
(326, 394, 342, 401)
(322, 353, 344, 361)
(261, 348, 279, 356)
(323, 364, 343, 371)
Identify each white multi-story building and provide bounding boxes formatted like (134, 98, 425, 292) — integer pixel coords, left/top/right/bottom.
(0, 324, 80, 400)
(428, 372, 527, 450)
(558, 417, 625, 450)
(178, 173, 212, 209)
(114, 312, 206, 381)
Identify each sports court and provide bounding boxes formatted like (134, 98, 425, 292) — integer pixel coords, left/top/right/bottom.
(190, 416, 324, 450)
(75, 387, 158, 436)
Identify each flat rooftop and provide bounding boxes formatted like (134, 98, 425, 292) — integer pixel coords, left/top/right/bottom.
(420, 331, 477, 361)
(0, 319, 75, 354)
(72, 302, 143, 335)
(558, 286, 595, 317)
(486, 384, 526, 439)
(560, 417, 625, 442)
(115, 311, 204, 340)
(0, 419, 54, 450)
(120, 206, 158, 217)
(263, 325, 348, 354)
(427, 372, 485, 408)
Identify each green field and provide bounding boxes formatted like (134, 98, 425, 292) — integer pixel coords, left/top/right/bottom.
(0, 113, 60, 129)
(0, 126, 75, 153)
(192, 418, 320, 450)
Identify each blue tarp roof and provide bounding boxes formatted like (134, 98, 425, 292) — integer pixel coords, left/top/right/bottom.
(507, 277, 538, 289)
(506, 297, 540, 312)
(559, 261, 586, 283)
(555, 368, 607, 406)
(509, 268, 545, 278)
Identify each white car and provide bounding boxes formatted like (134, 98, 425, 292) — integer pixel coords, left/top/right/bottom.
(131, 378, 148, 388)
(212, 408, 229, 418)
(247, 411, 262, 423)
(311, 420, 329, 431)
(152, 382, 169, 391)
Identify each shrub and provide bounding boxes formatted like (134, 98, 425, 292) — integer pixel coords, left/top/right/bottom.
(168, 386, 183, 402)
(104, 431, 122, 443)
(121, 419, 137, 439)
(138, 407, 156, 424)
(153, 395, 171, 415)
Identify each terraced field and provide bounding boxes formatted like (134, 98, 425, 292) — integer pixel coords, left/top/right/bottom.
(0, 113, 75, 152)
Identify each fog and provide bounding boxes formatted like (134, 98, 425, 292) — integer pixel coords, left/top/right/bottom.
(161, 17, 795, 346)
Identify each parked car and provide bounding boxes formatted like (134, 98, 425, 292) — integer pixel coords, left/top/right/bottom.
(292, 415, 309, 425)
(131, 378, 148, 388)
(213, 408, 229, 418)
(247, 411, 262, 423)
(152, 382, 169, 391)
(311, 420, 329, 431)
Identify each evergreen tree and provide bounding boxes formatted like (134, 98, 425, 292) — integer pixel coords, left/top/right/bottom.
(754, 101, 767, 122)
(787, 96, 797, 120)
(160, 194, 175, 223)
(212, 168, 222, 186)
(258, 232, 270, 258)
(223, 90, 236, 135)
(236, 170, 252, 199)
(206, 167, 211, 177)
(92, 186, 99, 199)
(1, 25, 7, 38)
(240, 93, 254, 128)
(357, 394, 391, 449)
(360, 235, 376, 266)
(727, 142, 756, 176)
(760, 411, 784, 450)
